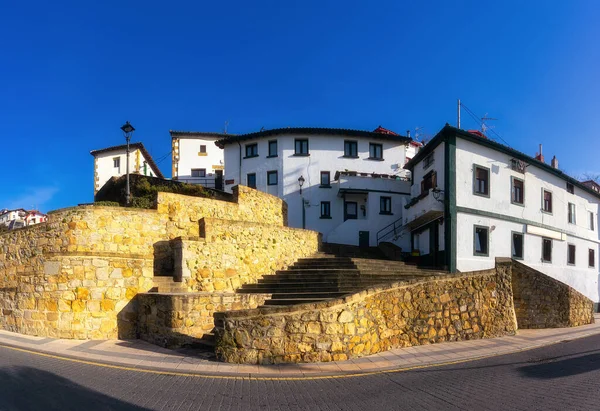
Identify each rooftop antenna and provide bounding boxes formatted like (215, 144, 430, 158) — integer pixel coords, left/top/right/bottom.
(223, 120, 229, 134)
(457, 99, 461, 129)
(481, 113, 497, 134)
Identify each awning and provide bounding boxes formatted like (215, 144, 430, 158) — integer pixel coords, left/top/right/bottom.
(404, 210, 444, 231)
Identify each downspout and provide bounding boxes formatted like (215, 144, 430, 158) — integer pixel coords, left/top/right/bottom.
(237, 141, 242, 186)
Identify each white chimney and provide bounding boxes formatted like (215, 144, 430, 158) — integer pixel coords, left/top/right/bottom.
(551, 155, 559, 169)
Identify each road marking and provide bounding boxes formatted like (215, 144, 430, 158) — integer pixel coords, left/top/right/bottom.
(1, 331, 598, 381)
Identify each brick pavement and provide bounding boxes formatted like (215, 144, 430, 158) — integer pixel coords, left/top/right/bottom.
(0, 313, 599, 378)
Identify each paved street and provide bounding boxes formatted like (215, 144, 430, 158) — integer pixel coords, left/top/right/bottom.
(1, 334, 600, 410)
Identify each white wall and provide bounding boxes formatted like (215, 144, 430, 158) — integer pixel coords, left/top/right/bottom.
(175, 136, 224, 185)
(95, 148, 157, 194)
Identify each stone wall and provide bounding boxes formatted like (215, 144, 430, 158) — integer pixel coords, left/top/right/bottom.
(215, 261, 518, 364)
(173, 218, 321, 292)
(0, 186, 307, 340)
(511, 259, 595, 328)
(137, 292, 271, 348)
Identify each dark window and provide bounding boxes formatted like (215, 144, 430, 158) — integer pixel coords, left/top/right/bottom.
(474, 226, 489, 256)
(568, 244, 576, 265)
(320, 202, 331, 218)
(344, 202, 358, 221)
(245, 143, 258, 158)
(267, 171, 277, 186)
(320, 171, 330, 187)
(380, 197, 392, 214)
(543, 190, 553, 213)
(474, 166, 489, 196)
(542, 238, 552, 262)
(568, 203, 576, 224)
(247, 173, 256, 189)
(589, 249, 595, 267)
(512, 232, 524, 259)
(423, 153, 434, 169)
(590, 212, 595, 231)
(512, 177, 524, 205)
(191, 168, 206, 178)
(369, 143, 383, 160)
(344, 141, 358, 157)
(268, 140, 277, 157)
(200, 145, 207, 153)
(567, 182, 574, 194)
(421, 171, 437, 194)
(294, 139, 309, 155)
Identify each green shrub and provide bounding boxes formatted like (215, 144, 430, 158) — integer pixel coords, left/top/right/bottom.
(94, 201, 121, 207)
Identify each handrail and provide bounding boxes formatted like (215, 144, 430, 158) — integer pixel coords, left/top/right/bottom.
(376, 216, 404, 244)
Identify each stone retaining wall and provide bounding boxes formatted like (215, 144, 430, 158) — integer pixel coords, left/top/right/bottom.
(511, 259, 595, 328)
(215, 261, 518, 364)
(137, 292, 271, 348)
(173, 218, 321, 292)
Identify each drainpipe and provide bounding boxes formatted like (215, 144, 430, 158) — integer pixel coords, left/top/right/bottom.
(237, 141, 242, 186)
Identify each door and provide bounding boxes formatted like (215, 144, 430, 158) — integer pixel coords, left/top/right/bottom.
(344, 201, 358, 221)
(359, 231, 370, 248)
(215, 170, 224, 191)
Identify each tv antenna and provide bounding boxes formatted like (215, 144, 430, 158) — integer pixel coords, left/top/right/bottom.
(223, 120, 229, 134)
(481, 113, 497, 134)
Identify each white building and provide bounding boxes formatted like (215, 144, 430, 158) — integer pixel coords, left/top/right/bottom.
(403, 125, 600, 304)
(170, 131, 227, 190)
(0, 208, 47, 230)
(90, 143, 165, 197)
(215, 126, 414, 247)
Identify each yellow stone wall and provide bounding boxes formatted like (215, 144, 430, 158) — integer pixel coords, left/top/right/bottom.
(0, 186, 312, 340)
(215, 263, 519, 364)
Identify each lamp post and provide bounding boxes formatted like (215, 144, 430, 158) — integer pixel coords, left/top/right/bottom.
(298, 175, 306, 229)
(120, 121, 135, 205)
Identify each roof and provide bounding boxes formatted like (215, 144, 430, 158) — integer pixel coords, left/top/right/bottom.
(169, 130, 232, 140)
(404, 124, 600, 200)
(89, 142, 165, 179)
(215, 127, 412, 148)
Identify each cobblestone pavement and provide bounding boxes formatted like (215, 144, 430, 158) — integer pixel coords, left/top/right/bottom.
(2, 333, 600, 411)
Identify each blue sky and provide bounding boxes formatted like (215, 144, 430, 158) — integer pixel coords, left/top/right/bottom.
(1, 1, 599, 212)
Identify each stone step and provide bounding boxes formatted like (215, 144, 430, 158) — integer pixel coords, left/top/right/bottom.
(264, 298, 331, 306)
(295, 258, 354, 264)
(276, 269, 361, 275)
(290, 263, 358, 269)
(270, 291, 351, 299)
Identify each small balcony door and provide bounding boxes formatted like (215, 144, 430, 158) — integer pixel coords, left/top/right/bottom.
(344, 201, 358, 221)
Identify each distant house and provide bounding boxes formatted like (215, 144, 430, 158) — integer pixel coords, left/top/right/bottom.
(170, 130, 228, 190)
(0, 208, 47, 230)
(582, 180, 600, 194)
(90, 143, 165, 197)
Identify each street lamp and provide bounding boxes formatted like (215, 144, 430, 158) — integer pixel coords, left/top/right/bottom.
(298, 175, 306, 229)
(121, 121, 135, 205)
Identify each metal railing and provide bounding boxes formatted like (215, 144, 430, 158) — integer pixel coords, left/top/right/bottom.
(376, 216, 405, 244)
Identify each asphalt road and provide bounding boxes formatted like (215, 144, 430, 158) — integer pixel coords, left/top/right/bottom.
(1, 334, 600, 411)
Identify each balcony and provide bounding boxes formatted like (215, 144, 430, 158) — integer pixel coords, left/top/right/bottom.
(334, 171, 410, 196)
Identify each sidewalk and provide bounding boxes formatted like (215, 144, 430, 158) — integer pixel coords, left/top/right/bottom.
(2, 314, 599, 379)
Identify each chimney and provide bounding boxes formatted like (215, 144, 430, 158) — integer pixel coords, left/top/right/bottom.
(551, 155, 558, 169)
(535, 144, 545, 163)
(407, 130, 411, 138)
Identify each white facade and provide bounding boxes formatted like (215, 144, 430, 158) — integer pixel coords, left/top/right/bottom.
(218, 128, 414, 246)
(170, 131, 226, 189)
(404, 125, 600, 303)
(0, 208, 47, 230)
(91, 143, 164, 195)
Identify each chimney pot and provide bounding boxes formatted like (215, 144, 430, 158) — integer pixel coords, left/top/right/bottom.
(551, 155, 558, 169)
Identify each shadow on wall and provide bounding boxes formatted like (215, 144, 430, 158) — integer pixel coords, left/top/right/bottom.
(0, 366, 150, 410)
(117, 297, 139, 340)
(153, 241, 173, 278)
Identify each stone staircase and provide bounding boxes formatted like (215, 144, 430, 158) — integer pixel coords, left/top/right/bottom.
(237, 252, 446, 306)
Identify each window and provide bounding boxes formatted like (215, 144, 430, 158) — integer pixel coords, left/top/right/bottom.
(344, 140, 358, 157)
(473, 165, 490, 197)
(542, 190, 553, 213)
(247, 173, 256, 188)
(421, 171, 437, 194)
(267, 171, 278, 186)
(512, 232, 524, 259)
(200, 145, 207, 153)
(474, 226, 489, 256)
(320, 202, 331, 219)
(568, 203, 576, 224)
(542, 238, 552, 262)
(380, 196, 392, 214)
(590, 212, 595, 231)
(568, 244, 576, 265)
(294, 139, 309, 155)
(191, 168, 206, 178)
(423, 153, 434, 169)
(589, 249, 595, 267)
(511, 177, 524, 205)
(320, 171, 331, 187)
(113, 157, 120, 169)
(567, 182, 574, 194)
(369, 143, 383, 160)
(245, 143, 258, 158)
(344, 202, 358, 221)
(268, 140, 278, 157)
